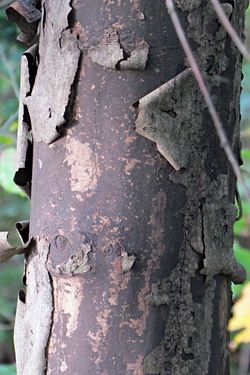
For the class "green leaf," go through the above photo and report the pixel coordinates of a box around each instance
[241,149,250,160]
[8,120,18,133]
[234,200,250,236]
[0,136,13,145]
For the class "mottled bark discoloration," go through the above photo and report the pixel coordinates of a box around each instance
[11,0,247,374]
[46,276,84,374]
[135,64,246,284]
[139,1,247,374]
[64,135,101,199]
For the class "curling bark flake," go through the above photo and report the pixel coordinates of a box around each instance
[3,0,248,374]
[135,67,246,285]
[25,0,81,143]
[87,28,150,70]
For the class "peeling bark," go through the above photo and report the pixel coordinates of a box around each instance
[6,0,41,44]
[135,68,246,285]
[10,0,247,374]
[121,251,136,273]
[0,231,33,263]
[87,28,124,69]
[25,0,81,143]
[14,44,37,198]
[134,68,196,170]
[14,238,53,375]
[87,28,149,70]
[15,220,30,244]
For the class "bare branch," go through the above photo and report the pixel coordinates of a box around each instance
[211,0,250,63]
[0,42,19,99]
[166,0,250,204]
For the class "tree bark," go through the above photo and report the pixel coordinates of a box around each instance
[10,0,248,374]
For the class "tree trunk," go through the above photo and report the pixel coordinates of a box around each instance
[9,0,247,374]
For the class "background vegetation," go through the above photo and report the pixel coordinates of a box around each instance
[0,8,28,375]
[0,3,250,375]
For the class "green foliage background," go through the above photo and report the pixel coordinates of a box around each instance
[233,5,250,300]
[0,8,28,373]
[0,3,250,375]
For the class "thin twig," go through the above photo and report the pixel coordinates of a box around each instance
[166,0,250,204]
[0,43,19,99]
[211,0,250,63]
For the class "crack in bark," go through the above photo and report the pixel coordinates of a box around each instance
[44,271,55,367]
[115,32,131,70]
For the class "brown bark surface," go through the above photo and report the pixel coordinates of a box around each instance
[11,0,247,374]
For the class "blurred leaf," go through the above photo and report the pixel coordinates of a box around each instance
[0,7,27,369]
[232,245,250,298]
[0,9,24,128]
[228,282,250,346]
[234,245,250,271]
[0,258,23,331]
[0,148,20,194]
[241,61,250,128]
[8,121,18,133]
[234,200,250,236]
[0,363,16,375]
[242,149,250,159]
[0,136,13,145]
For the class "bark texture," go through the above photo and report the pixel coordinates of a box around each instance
[10,0,247,374]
